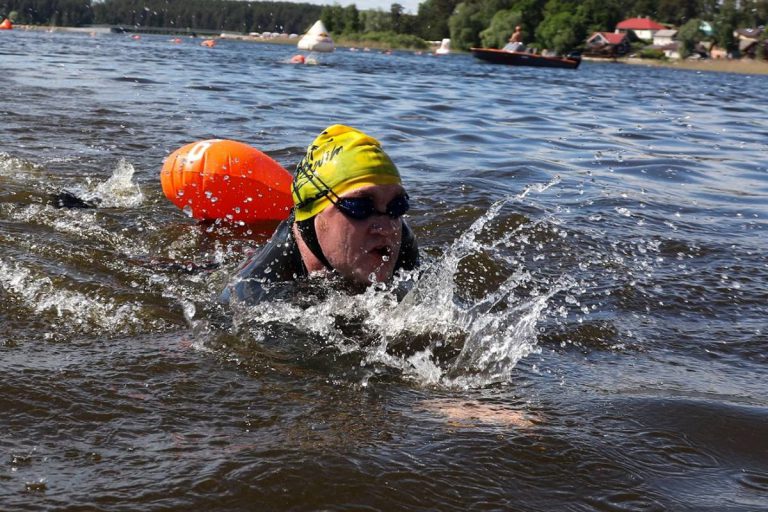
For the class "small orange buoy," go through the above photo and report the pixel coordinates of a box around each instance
[201,39,216,47]
[290,54,305,64]
[160,139,293,223]
[0,18,13,30]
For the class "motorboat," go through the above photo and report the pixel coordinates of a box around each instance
[470,47,581,69]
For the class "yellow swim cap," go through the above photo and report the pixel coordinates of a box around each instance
[292,125,401,221]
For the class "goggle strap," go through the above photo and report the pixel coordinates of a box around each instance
[293,159,342,209]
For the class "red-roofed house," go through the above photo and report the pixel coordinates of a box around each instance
[616,17,666,41]
[585,32,630,57]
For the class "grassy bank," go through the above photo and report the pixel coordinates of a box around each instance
[619,56,768,75]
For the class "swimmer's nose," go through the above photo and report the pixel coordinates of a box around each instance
[369,215,399,235]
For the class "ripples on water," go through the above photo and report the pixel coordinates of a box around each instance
[1,30,767,510]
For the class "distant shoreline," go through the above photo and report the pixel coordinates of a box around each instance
[12,24,409,50]
[586,56,768,76]
[12,25,768,74]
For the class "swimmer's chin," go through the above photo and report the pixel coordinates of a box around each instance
[345,254,396,286]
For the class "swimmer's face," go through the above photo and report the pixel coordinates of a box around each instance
[315,184,405,285]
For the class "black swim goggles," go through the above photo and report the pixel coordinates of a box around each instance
[329,192,410,220]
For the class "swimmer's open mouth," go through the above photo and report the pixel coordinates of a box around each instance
[371,245,392,258]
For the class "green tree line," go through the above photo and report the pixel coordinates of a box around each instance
[435,0,768,52]
[2,0,766,54]
[1,0,94,25]
[0,0,323,34]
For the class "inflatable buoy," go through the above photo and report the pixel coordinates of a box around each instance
[297,20,334,53]
[201,39,216,47]
[0,18,13,30]
[160,139,293,223]
[435,38,451,55]
[290,54,305,64]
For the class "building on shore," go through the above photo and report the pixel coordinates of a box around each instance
[584,32,630,58]
[615,17,666,42]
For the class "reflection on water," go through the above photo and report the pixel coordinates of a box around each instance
[0,30,767,510]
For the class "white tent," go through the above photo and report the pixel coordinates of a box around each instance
[297,20,334,53]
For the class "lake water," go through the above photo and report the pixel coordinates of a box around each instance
[1,30,767,510]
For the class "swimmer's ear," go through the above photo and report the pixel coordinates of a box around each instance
[395,221,419,271]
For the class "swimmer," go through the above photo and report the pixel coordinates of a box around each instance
[221,125,419,304]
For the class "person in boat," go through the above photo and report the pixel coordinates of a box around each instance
[503,26,525,52]
[220,124,419,304]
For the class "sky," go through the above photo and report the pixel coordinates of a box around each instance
[282,0,422,15]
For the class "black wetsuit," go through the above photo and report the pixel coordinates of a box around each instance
[220,213,419,304]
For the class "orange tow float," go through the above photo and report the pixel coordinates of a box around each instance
[0,18,13,30]
[160,139,293,223]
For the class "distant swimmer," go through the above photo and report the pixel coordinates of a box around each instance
[221,125,419,304]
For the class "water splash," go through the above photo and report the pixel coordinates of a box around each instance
[360,177,569,387]
[226,177,574,389]
[0,152,46,177]
[0,260,169,340]
[77,158,144,208]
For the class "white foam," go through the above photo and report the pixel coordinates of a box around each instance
[0,260,157,336]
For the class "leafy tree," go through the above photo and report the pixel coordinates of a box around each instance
[739,0,768,26]
[657,0,699,25]
[535,10,585,53]
[321,4,345,33]
[714,0,737,53]
[677,17,703,57]
[399,12,420,34]
[757,32,766,60]
[576,0,623,34]
[390,2,403,32]
[448,1,488,49]
[359,9,392,32]
[343,4,361,33]
[447,0,521,49]
[631,0,659,18]
[479,9,522,48]
[416,0,460,40]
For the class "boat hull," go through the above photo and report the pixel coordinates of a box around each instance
[470,48,581,69]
